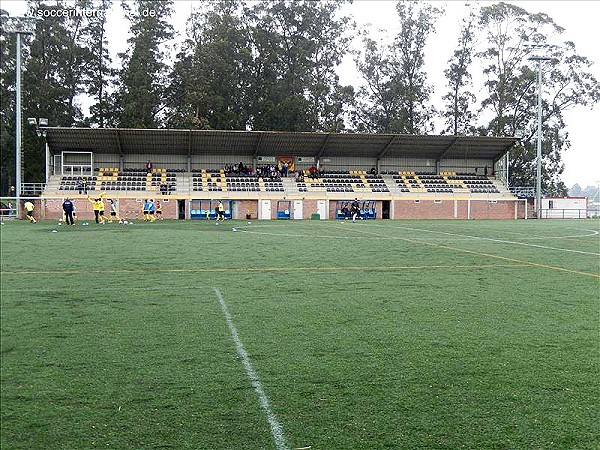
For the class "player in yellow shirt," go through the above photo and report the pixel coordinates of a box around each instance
[24,201,36,223]
[216,200,226,221]
[87,193,106,224]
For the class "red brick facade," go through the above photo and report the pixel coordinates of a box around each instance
[38,196,524,220]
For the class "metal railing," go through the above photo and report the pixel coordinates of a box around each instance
[21,183,46,195]
[0,198,17,218]
[509,186,535,198]
[540,208,588,219]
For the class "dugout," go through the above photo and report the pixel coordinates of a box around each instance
[335,200,376,220]
[277,200,291,219]
[190,199,232,220]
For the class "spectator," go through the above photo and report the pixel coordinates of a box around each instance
[24,200,36,223]
[282,162,289,177]
[160,183,167,195]
[76,178,84,194]
[146,160,153,173]
[62,197,75,225]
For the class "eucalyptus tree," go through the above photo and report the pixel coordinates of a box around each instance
[1,0,93,185]
[247,0,354,131]
[81,0,114,127]
[441,10,477,135]
[113,0,173,128]
[477,2,600,195]
[353,0,442,134]
[166,0,253,130]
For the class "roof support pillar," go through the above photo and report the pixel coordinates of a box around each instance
[114,129,124,157]
[315,133,331,161]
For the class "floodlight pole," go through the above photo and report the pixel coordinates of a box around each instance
[15,31,23,218]
[529,55,551,219]
[2,15,37,219]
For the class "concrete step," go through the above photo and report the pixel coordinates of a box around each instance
[281,177,299,194]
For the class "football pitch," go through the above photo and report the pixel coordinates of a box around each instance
[1,218,599,449]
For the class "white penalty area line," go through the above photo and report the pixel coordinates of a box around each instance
[338,225,600,279]
[212,287,289,450]
[374,224,600,256]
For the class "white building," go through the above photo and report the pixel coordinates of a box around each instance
[541,197,588,219]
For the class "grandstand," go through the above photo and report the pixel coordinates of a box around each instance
[35,127,527,220]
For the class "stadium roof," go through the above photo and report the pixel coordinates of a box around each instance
[44,127,518,161]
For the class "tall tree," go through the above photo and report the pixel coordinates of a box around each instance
[477,2,600,195]
[247,0,354,131]
[114,0,173,128]
[353,0,442,134]
[166,0,253,130]
[442,10,477,135]
[1,0,95,188]
[81,0,114,127]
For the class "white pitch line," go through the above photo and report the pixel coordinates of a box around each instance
[212,287,289,450]
[383,224,600,256]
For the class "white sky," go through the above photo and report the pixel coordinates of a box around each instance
[3,0,598,188]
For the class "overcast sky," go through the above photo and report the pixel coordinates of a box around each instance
[3,0,599,188]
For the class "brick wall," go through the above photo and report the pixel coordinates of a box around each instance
[393,199,518,220]
[470,200,515,219]
[40,196,522,221]
[304,199,321,219]
[393,199,456,219]
[42,197,180,221]
[236,200,259,220]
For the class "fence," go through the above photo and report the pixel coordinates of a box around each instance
[540,208,588,219]
[21,183,46,196]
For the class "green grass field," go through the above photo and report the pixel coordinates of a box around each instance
[1,218,599,450]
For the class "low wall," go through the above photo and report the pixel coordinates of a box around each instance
[37,195,524,220]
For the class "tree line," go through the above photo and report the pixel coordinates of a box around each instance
[1,0,599,196]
